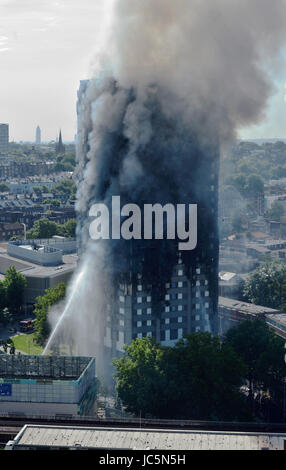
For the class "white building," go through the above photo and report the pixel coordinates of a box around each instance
[35,126,41,145]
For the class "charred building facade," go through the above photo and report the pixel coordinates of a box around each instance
[76,77,219,359]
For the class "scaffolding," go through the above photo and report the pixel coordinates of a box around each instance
[0,355,92,380]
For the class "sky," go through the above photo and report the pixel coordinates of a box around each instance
[0,0,105,142]
[0,0,285,143]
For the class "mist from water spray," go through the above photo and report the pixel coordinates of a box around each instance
[42,241,111,379]
[42,266,87,355]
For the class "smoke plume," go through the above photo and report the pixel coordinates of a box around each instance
[44,0,286,383]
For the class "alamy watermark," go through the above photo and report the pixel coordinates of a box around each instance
[89,196,197,251]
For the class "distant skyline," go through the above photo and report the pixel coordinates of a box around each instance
[0,0,105,142]
[0,0,285,143]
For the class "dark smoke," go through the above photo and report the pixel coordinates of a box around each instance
[45,0,286,382]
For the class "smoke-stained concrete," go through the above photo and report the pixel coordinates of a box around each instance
[44,0,286,385]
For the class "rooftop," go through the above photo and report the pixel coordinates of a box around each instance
[11,425,286,450]
[0,247,77,280]
[219,296,281,316]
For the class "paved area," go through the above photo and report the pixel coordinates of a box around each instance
[0,322,31,355]
[0,323,20,341]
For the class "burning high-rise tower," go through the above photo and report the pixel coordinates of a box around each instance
[75,76,219,363]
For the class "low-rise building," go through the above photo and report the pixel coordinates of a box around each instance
[218,272,246,299]
[0,222,24,241]
[7,237,77,266]
[219,296,283,336]
[0,240,77,310]
[0,355,96,417]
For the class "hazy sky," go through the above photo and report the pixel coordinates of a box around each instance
[0,0,105,142]
[0,0,285,143]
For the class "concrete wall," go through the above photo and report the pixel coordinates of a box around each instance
[0,380,79,404]
[23,269,74,306]
[7,243,62,266]
[26,238,77,254]
[0,401,78,416]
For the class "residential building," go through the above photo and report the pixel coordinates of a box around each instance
[0,222,24,241]
[0,240,77,310]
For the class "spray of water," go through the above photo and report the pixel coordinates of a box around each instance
[42,266,87,355]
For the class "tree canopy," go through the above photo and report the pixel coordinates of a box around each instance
[26,217,76,239]
[51,179,76,200]
[114,322,286,422]
[267,201,285,222]
[244,260,286,310]
[0,183,10,193]
[2,266,27,315]
[224,319,286,419]
[113,333,250,421]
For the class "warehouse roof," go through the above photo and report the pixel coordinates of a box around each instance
[11,425,286,450]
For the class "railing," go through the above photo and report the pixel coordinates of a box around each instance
[1,412,286,433]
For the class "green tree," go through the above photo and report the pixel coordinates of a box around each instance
[231,212,243,233]
[162,333,248,421]
[224,319,286,417]
[0,308,12,325]
[9,235,22,241]
[42,199,61,207]
[231,174,247,193]
[32,185,49,194]
[26,217,76,239]
[26,218,58,239]
[244,260,286,309]
[9,342,15,355]
[51,179,76,199]
[113,337,167,418]
[246,174,264,195]
[0,183,10,192]
[34,282,66,346]
[61,219,76,238]
[113,334,249,421]
[267,201,285,222]
[0,281,7,311]
[2,266,27,315]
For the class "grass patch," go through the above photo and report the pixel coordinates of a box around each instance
[12,333,43,355]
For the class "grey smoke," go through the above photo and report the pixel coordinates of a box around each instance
[45,0,286,380]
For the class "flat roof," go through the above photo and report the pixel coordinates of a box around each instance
[12,425,286,450]
[219,297,281,315]
[266,313,286,330]
[0,254,34,275]
[0,251,77,279]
